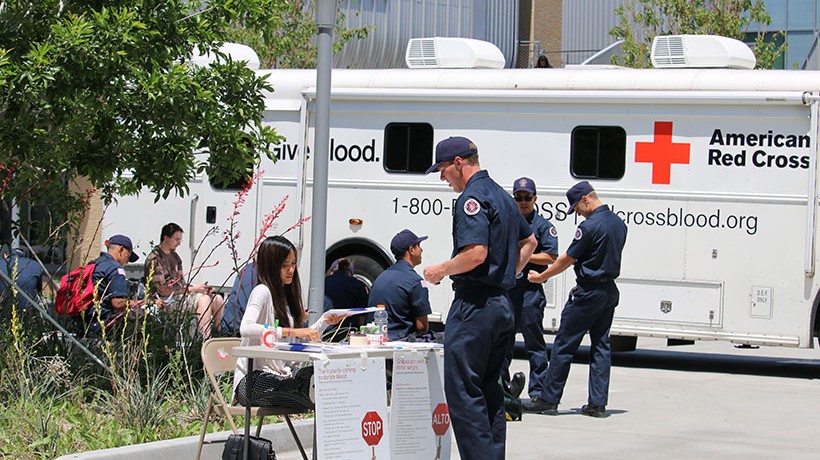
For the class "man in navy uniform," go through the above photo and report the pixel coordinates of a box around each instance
[523,181,627,418]
[502,177,559,399]
[85,234,143,333]
[368,229,432,340]
[424,136,536,460]
[0,245,43,309]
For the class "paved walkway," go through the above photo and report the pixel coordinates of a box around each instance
[275,337,820,460]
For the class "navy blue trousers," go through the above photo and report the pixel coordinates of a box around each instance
[539,282,619,407]
[503,285,548,398]
[445,287,514,460]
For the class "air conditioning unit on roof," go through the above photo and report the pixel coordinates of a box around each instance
[651,35,756,69]
[405,37,506,69]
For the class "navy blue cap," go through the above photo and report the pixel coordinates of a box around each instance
[107,234,139,262]
[566,181,594,214]
[425,136,478,174]
[513,177,537,195]
[390,229,428,256]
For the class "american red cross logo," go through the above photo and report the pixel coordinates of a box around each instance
[635,121,690,185]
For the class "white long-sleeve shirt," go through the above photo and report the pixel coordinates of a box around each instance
[232,284,326,395]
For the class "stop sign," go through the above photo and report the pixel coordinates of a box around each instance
[361,411,384,446]
[431,403,450,436]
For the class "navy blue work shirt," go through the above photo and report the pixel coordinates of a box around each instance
[451,170,532,290]
[518,210,559,288]
[566,205,627,282]
[222,262,257,334]
[91,252,129,318]
[0,252,43,308]
[324,271,369,329]
[324,271,369,310]
[368,259,432,339]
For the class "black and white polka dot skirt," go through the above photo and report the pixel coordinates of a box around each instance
[235,367,314,411]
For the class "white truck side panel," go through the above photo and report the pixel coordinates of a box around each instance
[103,67,820,347]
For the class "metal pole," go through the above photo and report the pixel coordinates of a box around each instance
[307,0,335,324]
[0,269,111,374]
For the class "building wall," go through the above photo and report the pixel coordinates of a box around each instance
[559,0,820,69]
[532,0,563,67]
[747,0,820,69]
[335,0,520,68]
[561,0,622,65]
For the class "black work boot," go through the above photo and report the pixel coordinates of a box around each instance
[580,404,607,418]
[509,372,526,398]
[522,397,558,415]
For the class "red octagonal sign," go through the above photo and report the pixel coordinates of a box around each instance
[361,411,384,446]
[432,403,450,436]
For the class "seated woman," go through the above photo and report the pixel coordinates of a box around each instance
[232,235,345,408]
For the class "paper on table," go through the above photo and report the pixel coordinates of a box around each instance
[272,342,372,354]
[274,342,326,353]
[325,306,381,316]
[378,341,443,349]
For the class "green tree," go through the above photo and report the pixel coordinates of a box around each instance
[224,0,370,69]
[610,0,787,69]
[0,0,284,243]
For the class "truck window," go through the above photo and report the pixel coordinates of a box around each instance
[209,169,253,191]
[208,159,254,191]
[383,123,434,173]
[570,126,626,180]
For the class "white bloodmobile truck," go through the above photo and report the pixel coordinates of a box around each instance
[107,36,820,348]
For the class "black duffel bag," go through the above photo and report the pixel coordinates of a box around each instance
[222,434,276,460]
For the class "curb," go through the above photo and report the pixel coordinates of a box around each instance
[56,417,314,460]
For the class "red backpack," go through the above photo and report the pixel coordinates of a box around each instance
[54,263,97,317]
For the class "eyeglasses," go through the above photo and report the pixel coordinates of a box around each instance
[514,195,534,202]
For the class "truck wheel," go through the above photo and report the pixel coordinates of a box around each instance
[346,254,387,290]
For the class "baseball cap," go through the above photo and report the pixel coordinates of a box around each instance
[107,234,139,262]
[390,229,428,256]
[425,136,478,174]
[513,177,537,195]
[566,181,595,214]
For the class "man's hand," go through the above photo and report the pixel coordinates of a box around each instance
[528,253,575,284]
[527,270,546,284]
[424,264,447,285]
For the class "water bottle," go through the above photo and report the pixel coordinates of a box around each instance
[374,305,388,344]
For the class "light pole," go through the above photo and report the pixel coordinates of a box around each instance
[307,0,335,323]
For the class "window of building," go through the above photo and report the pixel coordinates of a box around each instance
[383,123,434,173]
[570,126,626,180]
[744,32,787,69]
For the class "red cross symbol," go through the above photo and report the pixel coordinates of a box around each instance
[635,121,690,185]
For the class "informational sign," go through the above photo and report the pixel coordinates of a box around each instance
[389,349,451,460]
[315,356,390,459]
[389,350,434,459]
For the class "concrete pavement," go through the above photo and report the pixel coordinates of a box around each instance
[275,337,820,460]
[63,338,819,460]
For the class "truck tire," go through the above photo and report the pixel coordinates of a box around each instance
[346,254,386,290]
